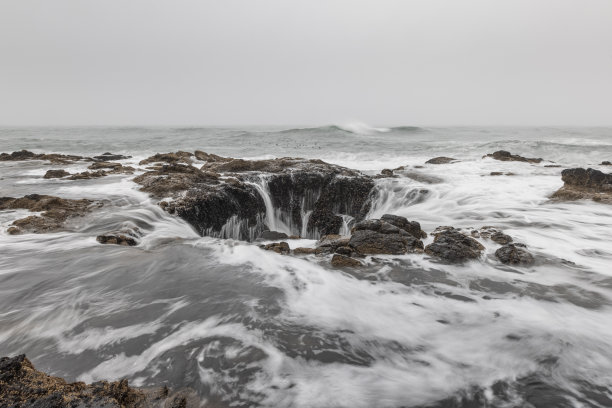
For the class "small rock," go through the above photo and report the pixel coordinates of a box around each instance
[495,243,534,265]
[261,242,290,255]
[96,228,141,246]
[331,254,362,267]
[43,169,70,179]
[426,157,457,164]
[93,152,131,161]
[425,227,484,263]
[381,169,394,176]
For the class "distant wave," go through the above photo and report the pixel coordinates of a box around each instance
[278,123,422,135]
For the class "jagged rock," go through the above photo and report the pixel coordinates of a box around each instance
[380,214,427,239]
[68,170,108,180]
[348,219,424,255]
[551,168,612,203]
[484,150,543,164]
[43,169,70,179]
[0,195,96,234]
[0,150,86,163]
[426,157,457,164]
[0,354,195,408]
[97,228,142,246]
[425,227,484,263]
[331,254,362,267]
[93,152,131,161]
[259,230,289,240]
[293,247,317,255]
[495,243,534,265]
[602,161,611,166]
[260,241,290,254]
[139,151,193,165]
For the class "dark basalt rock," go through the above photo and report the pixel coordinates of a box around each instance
[260,241,290,254]
[43,169,70,179]
[551,168,612,203]
[425,157,457,164]
[425,227,484,263]
[0,194,96,234]
[0,150,87,163]
[602,161,611,166]
[93,152,132,161]
[348,219,424,255]
[484,150,543,164]
[0,354,195,408]
[331,254,362,267]
[316,234,350,254]
[476,226,513,245]
[495,243,534,265]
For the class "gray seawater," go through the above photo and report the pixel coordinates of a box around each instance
[1,125,612,407]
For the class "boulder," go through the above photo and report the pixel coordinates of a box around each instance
[97,228,142,246]
[380,169,394,176]
[425,157,457,164]
[348,219,424,255]
[0,194,96,234]
[139,151,193,165]
[260,242,290,255]
[380,214,427,239]
[551,168,612,203]
[43,169,70,179]
[425,227,484,263]
[483,150,543,164]
[601,161,611,166]
[331,254,362,267]
[495,243,534,265]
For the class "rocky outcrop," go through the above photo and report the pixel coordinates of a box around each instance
[551,168,612,203]
[425,157,457,164]
[1,194,97,234]
[43,169,70,179]
[139,151,194,165]
[425,227,484,263]
[348,218,424,255]
[0,150,87,164]
[134,153,375,241]
[601,161,611,166]
[495,243,534,265]
[0,354,194,408]
[484,150,543,164]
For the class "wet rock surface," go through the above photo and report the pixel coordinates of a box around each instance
[97,227,142,246]
[92,152,132,161]
[43,169,70,179]
[484,150,543,164]
[260,241,290,254]
[0,150,88,164]
[425,227,485,263]
[331,254,362,267]
[139,151,194,165]
[425,156,457,164]
[495,243,535,265]
[134,152,374,240]
[0,354,195,408]
[551,167,612,203]
[0,194,96,234]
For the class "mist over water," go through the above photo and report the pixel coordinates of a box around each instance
[2,126,612,407]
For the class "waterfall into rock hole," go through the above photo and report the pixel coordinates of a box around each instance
[367,179,431,219]
[339,214,355,236]
[248,176,293,236]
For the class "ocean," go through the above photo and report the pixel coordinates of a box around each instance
[1,125,612,407]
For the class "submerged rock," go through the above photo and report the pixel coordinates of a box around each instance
[331,254,362,267]
[551,168,612,203]
[0,354,195,408]
[0,194,96,234]
[348,218,424,255]
[495,243,534,265]
[43,169,70,179]
[425,156,457,164]
[97,227,142,246]
[425,227,484,263]
[601,161,611,166]
[92,152,132,161]
[484,150,543,164]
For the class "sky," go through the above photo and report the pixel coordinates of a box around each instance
[0,0,611,126]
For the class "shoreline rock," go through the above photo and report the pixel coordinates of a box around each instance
[484,150,543,164]
[551,168,612,203]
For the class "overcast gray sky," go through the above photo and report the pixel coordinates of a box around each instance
[0,0,611,126]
